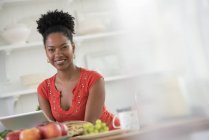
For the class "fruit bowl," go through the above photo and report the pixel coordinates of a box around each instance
[0,24,31,44]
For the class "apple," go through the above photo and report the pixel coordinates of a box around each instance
[5,130,22,140]
[19,128,40,140]
[37,122,62,139]
[58,123,68,136]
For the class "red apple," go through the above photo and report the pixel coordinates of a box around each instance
[5,130,22,140]
[58,123,68,136]
[37,122,62,139]
[19,127,40,140]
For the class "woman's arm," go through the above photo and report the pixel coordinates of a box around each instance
[38,94,55,121]
[84,78,105,124]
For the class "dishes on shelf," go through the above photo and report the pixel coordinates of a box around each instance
[76,19,107,35]
[0,23,31,44]
[76,12,111,35]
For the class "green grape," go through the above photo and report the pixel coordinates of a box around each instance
[104,127,109,132]
[95,123,102,130]
[88,123,94,127]
[83,124,89,129]
[83,119,109,135]
[96,119,102,124]
[94,129,99,134]
[84,129,88,135]
[101,122,107,128]
[88,127,94,133]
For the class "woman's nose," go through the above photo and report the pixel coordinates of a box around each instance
[55,48,62,55]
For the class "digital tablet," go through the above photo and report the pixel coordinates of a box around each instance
[0,110,50,130]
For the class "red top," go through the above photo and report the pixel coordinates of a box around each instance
[37,68,119,130]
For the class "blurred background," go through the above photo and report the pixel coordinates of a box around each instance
[0,0,209,134]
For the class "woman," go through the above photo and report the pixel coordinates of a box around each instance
[36,10,119,130]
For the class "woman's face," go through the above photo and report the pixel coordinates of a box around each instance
[45,32,75,71]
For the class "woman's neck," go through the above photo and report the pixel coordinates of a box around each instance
[56,65,80,82]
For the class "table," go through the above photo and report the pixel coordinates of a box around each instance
[71,117,209,140]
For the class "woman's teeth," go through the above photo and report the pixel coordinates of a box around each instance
[56,60,65,65]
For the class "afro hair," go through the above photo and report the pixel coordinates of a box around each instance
[36,10,75,36]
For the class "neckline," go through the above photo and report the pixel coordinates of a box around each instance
[52,67,83,112]
[53,67,83,94]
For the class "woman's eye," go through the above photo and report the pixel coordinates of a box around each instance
[48,49,54,52]
[63,45,68,48]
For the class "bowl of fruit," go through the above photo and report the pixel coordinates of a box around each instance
[3,122,69,140]
[2,120,118,140]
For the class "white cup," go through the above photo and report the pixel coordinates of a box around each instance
[112,107,140,130]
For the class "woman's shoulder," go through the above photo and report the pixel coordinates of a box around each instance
[38,74,55,88]
[80,67,104,89]
[37,74,56,97]
[81,67,103,78]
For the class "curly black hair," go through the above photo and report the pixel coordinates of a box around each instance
[36,10,75,44]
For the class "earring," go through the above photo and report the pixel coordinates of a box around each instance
[47,59,50,63]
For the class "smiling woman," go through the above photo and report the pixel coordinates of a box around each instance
[45,33,75,71]
[36,10,120,130]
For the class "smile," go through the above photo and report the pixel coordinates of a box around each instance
[55,59,66,65]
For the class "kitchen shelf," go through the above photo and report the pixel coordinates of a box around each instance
[0,31,125,53]
[104,70,165,82]
[0,88,36,98]
[0,74,136,98]
[105,74,137,82]
[75,31,125,42]
[0,0,31,4]
[0,70,160,98]
[0,41,42,52]
[0,0,73,5]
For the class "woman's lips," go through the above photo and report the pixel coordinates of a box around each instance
[55,59,66,65]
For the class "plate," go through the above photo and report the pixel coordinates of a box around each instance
[75,129,126,140]
[64,121,90,137]
[64,121,88,125]
[45,135,70,140]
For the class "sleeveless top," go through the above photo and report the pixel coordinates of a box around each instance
[37,68,120,130]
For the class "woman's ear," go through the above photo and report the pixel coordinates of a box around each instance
[72,42,75,53]
[44,45,50,62]
[72,42,76,59]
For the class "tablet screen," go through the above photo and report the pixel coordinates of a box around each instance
[0,111,50,130]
